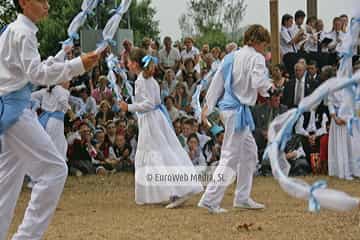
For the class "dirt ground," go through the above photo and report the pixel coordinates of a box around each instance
[8,174,360,240]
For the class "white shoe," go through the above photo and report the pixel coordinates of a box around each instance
[234,198,265,210]
[345,176,354,181]
[198,202,228,214]
[165,194,192,209]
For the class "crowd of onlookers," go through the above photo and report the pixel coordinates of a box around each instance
[59,9,359,178]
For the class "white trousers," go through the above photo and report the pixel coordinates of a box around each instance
[199,111,258,207]
[0,109,68,240]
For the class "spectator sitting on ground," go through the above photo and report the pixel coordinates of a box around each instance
[108,134,134,172]
[173,118,184,146]
[105,121,117,145]
[186,133,206,167]
[203,125,224,167]
[68,122,101,176]
[172,82,190,113]
[164,96,182,121]
[177,58,200,97]
[126,124,138,163]
[160,69,177,101]
[96,100,115,126]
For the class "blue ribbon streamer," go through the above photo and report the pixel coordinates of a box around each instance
[109,5,123,15]
[142,55,158,68]
[309,180,327,213]
[348,117,360,136]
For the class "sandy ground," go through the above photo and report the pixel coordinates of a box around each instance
[8,174,360,240]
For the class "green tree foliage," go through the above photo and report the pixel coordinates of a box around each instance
[0,0,16,28]
[0,0,159,57]
[195,28,228,50]
[127,0,159,46]
[179,0,247,47]
[223,0,247,41]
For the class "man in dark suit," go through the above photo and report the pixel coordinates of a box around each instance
[281,62,319,109]
[252,90,288,165]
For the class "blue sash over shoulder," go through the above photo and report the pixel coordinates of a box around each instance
[217,51,255,132]
[38,111,65,129]
[0,83,33,135]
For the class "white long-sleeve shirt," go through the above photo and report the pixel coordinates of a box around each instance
[31,86,70,113]
[205,46,272,113]
[128,73,161,113]
[0,14,84,96]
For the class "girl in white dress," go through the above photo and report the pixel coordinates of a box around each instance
[119,48,203,207]
[328,85,360,180]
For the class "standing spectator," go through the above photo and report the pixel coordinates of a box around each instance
[304,16,318,54]
[340,14,349,33]
[293,10,306,31]
[120,40,132,69]
[326,17,345,66]
[225,42,238,53]
[159,36,181,74]
[181,37,200,72]
[280,14,306,75]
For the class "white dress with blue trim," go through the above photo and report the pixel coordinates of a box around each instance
[128,73,203,204]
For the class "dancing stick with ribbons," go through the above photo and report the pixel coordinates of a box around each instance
[62,0,100,49]
[191,68,218,123]
[105,53,125,101]
[96,0,132,54]
[96,0,132,108]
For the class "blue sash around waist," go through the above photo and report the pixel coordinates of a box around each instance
[139,104,173,128]
[38,111,65,129]
[0,83,33,135]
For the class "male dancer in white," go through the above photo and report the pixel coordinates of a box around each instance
[0,0,99,239]
[198,25,273,213]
